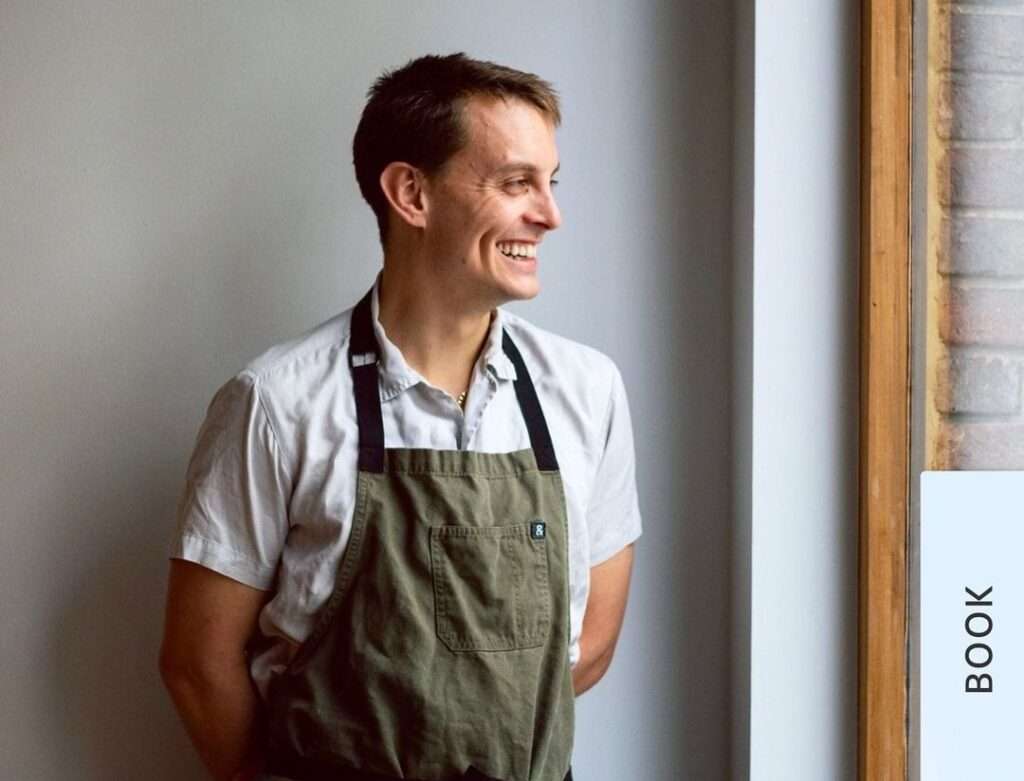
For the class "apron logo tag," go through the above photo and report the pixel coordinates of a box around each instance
[530,521,546,540]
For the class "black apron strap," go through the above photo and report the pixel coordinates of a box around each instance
[501,330,559,472]
[348,288,560,473]
[350,289,385,473]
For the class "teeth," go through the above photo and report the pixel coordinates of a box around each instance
[497,242,537,259]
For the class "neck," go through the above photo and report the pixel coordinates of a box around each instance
[377,262,495,399]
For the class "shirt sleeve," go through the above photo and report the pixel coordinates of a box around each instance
[170,370,292,589]
[586,363,643,566]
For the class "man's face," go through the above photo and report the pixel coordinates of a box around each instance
[421,96,562,307]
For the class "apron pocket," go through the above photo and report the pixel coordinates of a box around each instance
[429,523,551,652]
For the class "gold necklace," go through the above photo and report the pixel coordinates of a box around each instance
[456,390,467,409]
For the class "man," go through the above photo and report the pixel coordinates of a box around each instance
[160,53,641,781]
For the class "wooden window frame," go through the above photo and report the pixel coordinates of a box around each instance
[860,1,913,779]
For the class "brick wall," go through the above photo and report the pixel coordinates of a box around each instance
[934,1,1024,468]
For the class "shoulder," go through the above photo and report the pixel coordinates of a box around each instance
[500,308,620,385]
[242,308,354,385]
[499,309,623,431]
[205,306,356,444]
[204,306,358,469]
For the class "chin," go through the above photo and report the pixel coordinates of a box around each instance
[497,277,541,304]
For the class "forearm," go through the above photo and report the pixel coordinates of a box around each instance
[572,545,635,696]
[161,658,264,781]
[572,639,613,696]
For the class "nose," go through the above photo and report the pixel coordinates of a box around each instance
[527,185,562,231]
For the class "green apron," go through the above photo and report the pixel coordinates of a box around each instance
[265,289,574,781]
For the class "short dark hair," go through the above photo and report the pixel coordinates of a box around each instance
[352,53,561,244]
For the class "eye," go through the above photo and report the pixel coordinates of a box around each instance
[504,178,530,193]
[550,178,559,188]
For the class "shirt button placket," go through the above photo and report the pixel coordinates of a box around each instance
[464,375,498,450]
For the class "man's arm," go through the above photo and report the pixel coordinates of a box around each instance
[159,559,269,781]
[572,543,635,696]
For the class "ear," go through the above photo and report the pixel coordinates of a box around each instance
[379,162,427,231]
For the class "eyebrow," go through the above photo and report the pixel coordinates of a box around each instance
[492,162,561,177]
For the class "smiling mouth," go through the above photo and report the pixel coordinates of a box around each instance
[496,241,537,259]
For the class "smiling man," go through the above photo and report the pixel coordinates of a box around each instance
[160,54,642,781]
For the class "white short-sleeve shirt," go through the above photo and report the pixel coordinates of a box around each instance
[172,277,642,697]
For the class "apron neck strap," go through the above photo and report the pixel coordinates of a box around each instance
[499,330,559,472]
[348,288,560,473]
[349,288,386,473]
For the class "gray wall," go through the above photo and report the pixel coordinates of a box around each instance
[732,2,860,779]
[0,3,735,779]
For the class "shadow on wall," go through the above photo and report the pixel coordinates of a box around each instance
[640,2,735,780]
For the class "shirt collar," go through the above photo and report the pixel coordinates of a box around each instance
[368,275,517,402]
